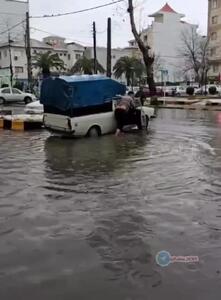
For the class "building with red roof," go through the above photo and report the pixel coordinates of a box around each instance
[129,3,198,83]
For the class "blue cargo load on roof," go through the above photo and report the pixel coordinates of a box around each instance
[40,75,126,111]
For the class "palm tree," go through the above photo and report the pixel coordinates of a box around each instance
[33,51,65,78]
[71,56,105,75]
[113,56,144,86]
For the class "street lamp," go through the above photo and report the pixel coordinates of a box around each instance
[160,69,168,101]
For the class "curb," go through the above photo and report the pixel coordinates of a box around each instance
[0,114,43,131]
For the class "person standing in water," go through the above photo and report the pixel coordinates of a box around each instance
[114,92,136,136]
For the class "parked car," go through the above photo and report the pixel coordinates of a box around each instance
[194,85,221,95]
[24,100,43,114]
[0,87,36,104]
[164,86,176,96]
[142,87,164,97]
[175,86,187,96]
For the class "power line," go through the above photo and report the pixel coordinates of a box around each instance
[30,0,124,19]
[0,19,25,36]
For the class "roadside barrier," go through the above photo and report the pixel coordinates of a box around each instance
[0,113,43,131]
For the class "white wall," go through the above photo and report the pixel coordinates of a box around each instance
[151,12,197,82]
[129,11,198,82]
[0,0,28,42]
[66,43,85,70]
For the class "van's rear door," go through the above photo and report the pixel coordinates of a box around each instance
[43,113,72,132]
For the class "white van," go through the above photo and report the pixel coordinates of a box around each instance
[43,102,155,137]
[41,75,155,137]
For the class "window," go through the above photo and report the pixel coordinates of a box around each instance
[212,16,218,24]
[59,53,62,56]
[2,88,11,94]
[211,47,217,56]
[64,53,67,57]
[75,54,81,60]
[68,54,71,60]
[211,32,217,40]
[144,35,148,42]
[212,0,218,9]
[12,88,22,94]
[4,49,7,57]
[213,65,219,72]
[14,56,18,61]
[15,67,24,74]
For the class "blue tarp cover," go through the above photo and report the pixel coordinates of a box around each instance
[40,75,126,111]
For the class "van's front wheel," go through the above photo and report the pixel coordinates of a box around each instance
[87,126,101,137]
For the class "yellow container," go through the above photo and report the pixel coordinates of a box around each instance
[11,120,24,131]
[0,118,3,129]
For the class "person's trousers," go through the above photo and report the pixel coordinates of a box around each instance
[114,108,127,131]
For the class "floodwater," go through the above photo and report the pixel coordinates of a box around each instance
[0,109,221,300]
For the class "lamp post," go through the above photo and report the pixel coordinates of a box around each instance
[160,69,168,104]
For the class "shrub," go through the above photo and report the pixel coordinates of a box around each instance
[209,86,217,95]
[186,86,194,96]
[13,81,23,90]
[150,96,158,106]
[1,84,9,88]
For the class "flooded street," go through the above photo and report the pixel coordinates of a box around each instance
[0,109,221,299]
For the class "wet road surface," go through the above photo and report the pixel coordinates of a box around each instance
[0,109,221,299]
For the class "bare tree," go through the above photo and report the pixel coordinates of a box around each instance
[180,28,210,86]
[127,0,156,93]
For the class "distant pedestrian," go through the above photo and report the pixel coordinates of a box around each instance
[135,87,146,106]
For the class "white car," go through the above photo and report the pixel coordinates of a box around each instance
[24,100,43,114]
[195,85,221,95]
[175,86,187,96]
[0,87,36,104]
[44,102,155,138]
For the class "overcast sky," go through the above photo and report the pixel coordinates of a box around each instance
[30,0,208,47]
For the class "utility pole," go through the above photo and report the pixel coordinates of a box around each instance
[93,21,97,74]
[8,32,13,87]
[26,11,32,91]
[106,17,112,78]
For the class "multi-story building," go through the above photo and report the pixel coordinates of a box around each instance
[84,46,139,83]
[0,39,53,81]
[66,42,85,70]
[129,3,198,82]
[0,0,28,42]
[0,36,86,82]
[0,32,140,85]
[208,0,221,79]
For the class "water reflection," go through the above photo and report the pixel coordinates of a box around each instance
[87,208,161,290]
[44,133,149,176]
[1,110,221,299]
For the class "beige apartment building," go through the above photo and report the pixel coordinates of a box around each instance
[208,0,221,79]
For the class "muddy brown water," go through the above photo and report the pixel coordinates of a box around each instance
[0,109,221,300]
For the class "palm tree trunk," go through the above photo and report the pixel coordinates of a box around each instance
[42,68,50,79]
[126,76,130,87]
